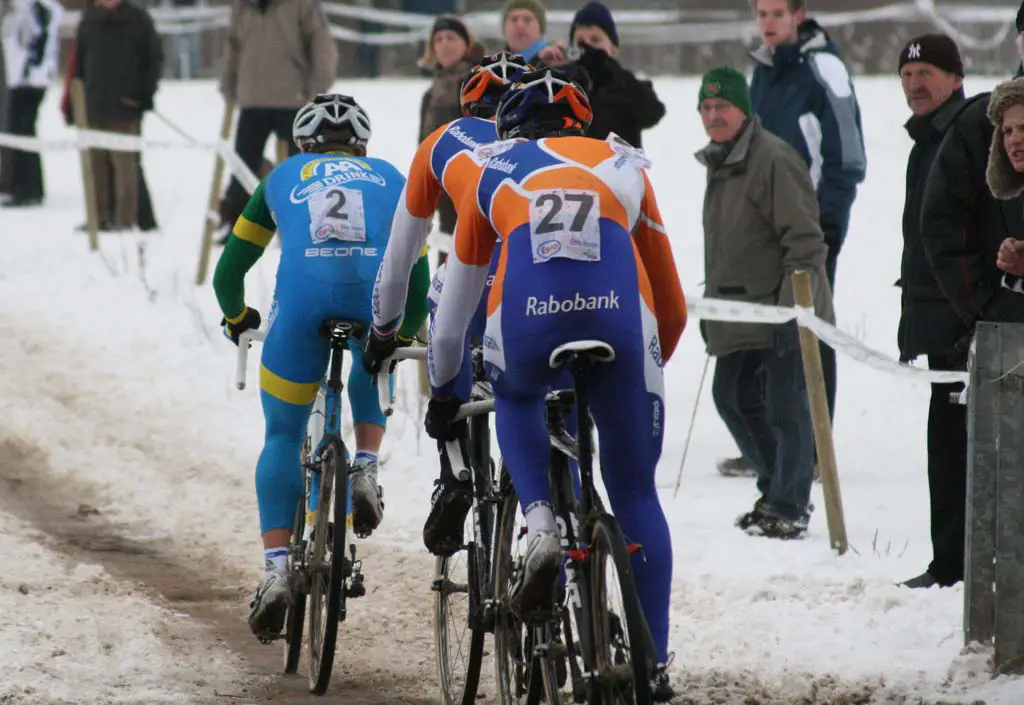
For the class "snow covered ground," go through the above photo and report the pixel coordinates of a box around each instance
[1,75,1022,704]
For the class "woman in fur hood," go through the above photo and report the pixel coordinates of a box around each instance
[986,77,1024,280]
[417,15,486,264]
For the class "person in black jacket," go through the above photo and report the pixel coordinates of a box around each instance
[912,44,1024,590]
[537,2,664,149]
[895,35,972,590]
[75,0,162,231]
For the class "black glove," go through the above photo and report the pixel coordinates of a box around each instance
[425,396,467,442]
[576,43,614,87]
[820,213,842,257]
[775,320,801,353]
[221,307,261,346]
[362,327,398,374]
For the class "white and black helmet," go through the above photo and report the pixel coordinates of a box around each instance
[292,93,372,150]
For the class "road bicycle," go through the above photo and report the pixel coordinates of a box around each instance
[237,319,377,694]
[378,345,498,705]
[491,340,657,705]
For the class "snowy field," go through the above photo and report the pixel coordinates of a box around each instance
[1,74,1022,704]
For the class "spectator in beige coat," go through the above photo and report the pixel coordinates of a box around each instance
[417,14,485,265]
[217,0,338,241]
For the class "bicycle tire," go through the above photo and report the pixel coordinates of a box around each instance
[589,514,652,704]
[434,550,485,705]
[283,496,307,674]
[493,484,543,705]
[307,438,348,694]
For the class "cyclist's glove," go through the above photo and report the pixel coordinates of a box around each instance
[425,395,466,442]
[221,307,261,346]
[362,326,399,374]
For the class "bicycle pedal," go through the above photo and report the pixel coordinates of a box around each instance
[430,577,445,593]
[346,573,366,599]
[255,631,283,645]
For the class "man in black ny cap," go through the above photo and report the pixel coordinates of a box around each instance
[896,34,974,590]
[906,29,1024,588]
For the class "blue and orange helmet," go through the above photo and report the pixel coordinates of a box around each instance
[495,67,593,140]
[459,51,534,119]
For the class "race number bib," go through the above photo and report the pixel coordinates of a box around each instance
[529,189,601,264]
[308,187,366,244]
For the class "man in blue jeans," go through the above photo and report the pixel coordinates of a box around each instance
[696,67,834,539]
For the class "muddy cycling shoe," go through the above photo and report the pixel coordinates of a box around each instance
[510,530,562,620]
[423,474,474,557]
[651,661,679,703]
[248,569,291,640]
[350,462,384,538]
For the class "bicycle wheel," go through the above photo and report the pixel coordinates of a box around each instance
[493,484,543,705]
[589,514,652,704]
[307,438,348,694]
[283,495,307,674]
[433,542,485,704]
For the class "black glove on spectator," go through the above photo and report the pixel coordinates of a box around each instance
[775,320,802,353]
[576,43,614,87]
[425,396,467,442]
[820,213,842,256]
[221,307,261,346]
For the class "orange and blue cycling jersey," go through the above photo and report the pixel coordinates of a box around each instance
[426,133,686,665]
[428,133,687,397]
[372,115,499,336]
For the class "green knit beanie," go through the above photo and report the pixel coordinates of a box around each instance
[698,66,751,116]
[501,0,548,35]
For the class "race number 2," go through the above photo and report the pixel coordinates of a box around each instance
[529,188,601,264]
[308,187,367,244]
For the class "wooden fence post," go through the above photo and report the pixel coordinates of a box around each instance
[791,270,848,555]
[70,79,99,252]
[195,100,236,286]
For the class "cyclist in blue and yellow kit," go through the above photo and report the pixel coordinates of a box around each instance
[213,94,430,639]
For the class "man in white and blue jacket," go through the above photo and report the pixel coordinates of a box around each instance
[750,0,866,425]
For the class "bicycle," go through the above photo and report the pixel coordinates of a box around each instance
[237,319,377,695]
[378,345,500,705]
[491,340,657,705]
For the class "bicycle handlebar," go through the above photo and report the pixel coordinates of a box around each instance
[376,346,427,417]
[236,329,266,390]
[235,334,494,424]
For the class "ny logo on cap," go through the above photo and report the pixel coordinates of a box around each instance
[908,43,921,60]
[705,82,720,96]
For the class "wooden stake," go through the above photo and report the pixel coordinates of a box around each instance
[275,139,289,168]
[195,100,236,286]
[791,270,848,555]
[70,79,99,252]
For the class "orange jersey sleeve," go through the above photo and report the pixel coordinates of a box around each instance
[634,171,687,362]
[404,125,446,218]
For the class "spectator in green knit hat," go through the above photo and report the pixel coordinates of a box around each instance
[501,0,549,63]
[698,66,752,144]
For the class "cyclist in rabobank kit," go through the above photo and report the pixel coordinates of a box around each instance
[422,68,687,701]
[213,93,430,640]
[364,52,532,557]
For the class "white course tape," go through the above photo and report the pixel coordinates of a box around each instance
[687,295,970,385]
[55,2,1018,47]
[0,128,259,195]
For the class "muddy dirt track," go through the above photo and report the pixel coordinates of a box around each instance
[1,435,989,705]
[0,436,442,705]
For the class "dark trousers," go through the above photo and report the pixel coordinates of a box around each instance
[926,351,968,586]
[8,87,45,201]
[820,238,840,422]
[712,342,815,521]
[220,107,300,226]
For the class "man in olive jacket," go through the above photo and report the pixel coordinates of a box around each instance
[696,66,834,540]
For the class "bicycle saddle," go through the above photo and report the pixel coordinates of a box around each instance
[549,340,616,369]
[320,318,367,342]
